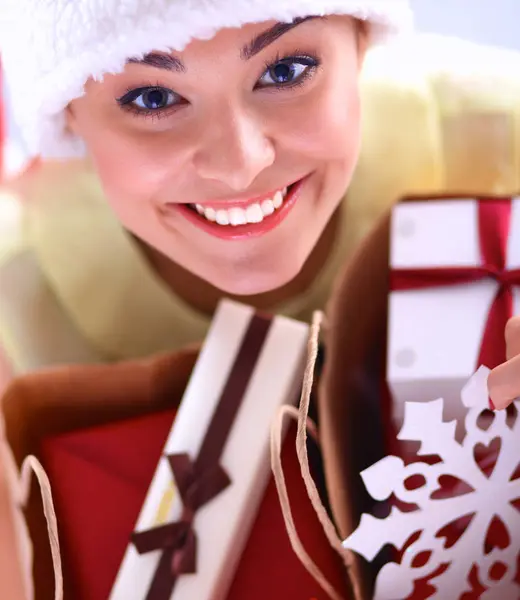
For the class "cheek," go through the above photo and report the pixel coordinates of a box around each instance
[327,81,361,160]
[78,122,177,209]
[273,76,361,166]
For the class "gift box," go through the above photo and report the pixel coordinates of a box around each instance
[387,196,520,426]
[0,299,351,600]
[107,299,312,599]
[40,409,348,600]
[318,202,520,599]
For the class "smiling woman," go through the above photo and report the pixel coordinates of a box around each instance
[0,1,412,375]
[64,15,368,298]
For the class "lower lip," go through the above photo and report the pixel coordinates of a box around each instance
[170,179,305,241]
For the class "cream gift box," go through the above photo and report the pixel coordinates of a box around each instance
[109,298,309,600]
[387,196,520,427]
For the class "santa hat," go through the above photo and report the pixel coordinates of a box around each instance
[0,0,412,159]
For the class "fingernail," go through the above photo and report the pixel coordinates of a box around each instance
[487,353,520,410]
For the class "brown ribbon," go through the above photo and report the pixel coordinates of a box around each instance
[131,313,272,600]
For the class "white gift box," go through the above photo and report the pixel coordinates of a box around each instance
[109,299,309,600]
[387,198,520,426]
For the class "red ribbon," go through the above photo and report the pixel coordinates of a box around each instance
[391,199,520,404]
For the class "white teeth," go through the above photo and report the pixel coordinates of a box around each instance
[229,207,247,226]
[261,200,275,217]
[245,203,264,223]
[194,186,289,226]
[204,207,216,222]
[215,209,229,225]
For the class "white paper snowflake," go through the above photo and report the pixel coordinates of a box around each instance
[343,367,520,600]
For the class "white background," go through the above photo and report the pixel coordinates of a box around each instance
[411,0,520,50]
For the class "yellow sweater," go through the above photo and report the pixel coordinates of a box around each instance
[1,34,520,373]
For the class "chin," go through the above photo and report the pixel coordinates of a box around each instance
[207,262,302,298]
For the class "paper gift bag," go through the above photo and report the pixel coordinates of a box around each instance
[1,300,351,600]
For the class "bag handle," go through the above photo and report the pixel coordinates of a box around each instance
[270,311,361,600]
[14,313,356,600]
[19,455,63,600]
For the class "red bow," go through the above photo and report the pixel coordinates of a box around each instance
[391,199,520,405]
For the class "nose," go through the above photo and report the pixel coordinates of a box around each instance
[193,107,275,191]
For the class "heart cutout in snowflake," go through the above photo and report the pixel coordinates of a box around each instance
[435,512,475,549]
[484,516,511,554]
[473,437,501,478]
[430,474,475,500]
[509,463,520,482]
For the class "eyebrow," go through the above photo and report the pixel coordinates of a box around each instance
[127,53,185,73]
[241,16,320,60]
[127,16,320,73]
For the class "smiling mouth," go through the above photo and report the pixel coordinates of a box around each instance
[188,185,292,226]
[171,178,305,241]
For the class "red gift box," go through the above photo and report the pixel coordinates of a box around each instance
[41,408,348,600]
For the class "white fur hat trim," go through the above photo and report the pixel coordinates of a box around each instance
[1,0,412,159]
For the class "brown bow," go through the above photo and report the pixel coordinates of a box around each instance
[131,453,231,600]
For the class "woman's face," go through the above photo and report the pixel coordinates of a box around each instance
[67,16,364,295]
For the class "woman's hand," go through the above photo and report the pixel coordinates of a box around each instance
[488,316,520,409]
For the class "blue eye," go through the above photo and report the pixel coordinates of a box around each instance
[134,87,175,110]
[117,86,178,112]
[257,56,319,88]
